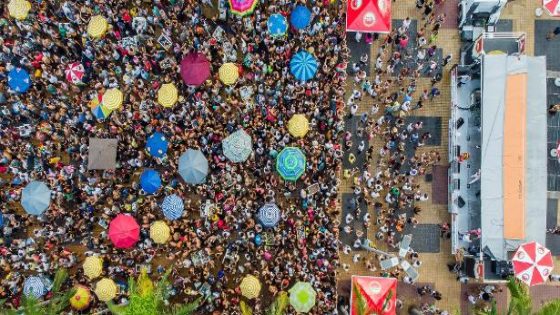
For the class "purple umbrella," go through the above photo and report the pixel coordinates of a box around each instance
[180,53,211,86]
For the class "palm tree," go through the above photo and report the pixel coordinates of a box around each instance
[106,268,202,315]
[265,291,289,315]
[506,277,532,315]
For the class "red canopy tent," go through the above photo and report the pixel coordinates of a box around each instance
[346,0,391,33]
[350,276,397,315]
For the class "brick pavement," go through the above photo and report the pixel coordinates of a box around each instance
[338,0,560,313]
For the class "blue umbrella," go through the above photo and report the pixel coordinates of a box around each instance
[7,67,31,93]
[140,169,161,194]
[267,13,288,37]
[0,214,3,227]
[290,51,318,82]
[161,194,184,220]
[276,147,306,181]
[258,203,281,228]
[21,181,51,216]
[222,129,252,163]
[178,149,208,185]
[290,5,311,30]
[23,276,46,298]
[146,132,168,158]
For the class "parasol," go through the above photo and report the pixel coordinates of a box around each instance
[65,62,85,84]
[87,15,108,38]
[276,147,306,181]
[8,0,31,20]
[157,83,178,108]
[512,241,554,286]
[150,220,170,244]
[258,203,281,228]
[288,114,309,138]
[146,132,168,158]
[140,169,161,195]
[228,0,258,16]
[21,181,51,216]
[544,0,560,16]
[70,285,92,310]
[290,5,311,30]
[108,214,140,249]
[23,276,46,298]
[290,51,318,82]
[240,275,261,299]
[180,53,211,86]
[161,194,184,220]
[267,13,288,37]
[178,149,208,185]
[102,88,123,110]
[289,282,317,313]
[94,278,117,302]
[8,67,31,93]
[83,256,103,280]
[222,129,253,163]
[219,63,239,85]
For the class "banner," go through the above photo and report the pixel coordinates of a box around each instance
[346,0,391,33]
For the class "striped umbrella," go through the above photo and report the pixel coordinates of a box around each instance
[290,51,318,82]
[83,256,103,280]
[23,276,46,298]
[288,114,309,138]
[258,204,281,228]
[219,63,239,85]
[70,285,92,311]
[289,282,316,313]
[150,220,170,244]
[267,13,288,37]
[8,0,31,20]
[228,0,258,16]
[87,15,108,38]
[161,194,184,220]
[157,83,178,108]
[240,275,261,299]
[94,278,117,302]
[21,181,51,216]
[65,62,85,84]
[276,147,306,181]
[512,241,554,286]
[222,129,253,163]
[102,88,123,110]
[146,132,168,158]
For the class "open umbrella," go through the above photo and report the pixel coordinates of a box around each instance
[228,0,258,16]
[140,169,161,194]
[94,278,117,302]
[8,67,31,93]
[83,256,103,280]
[70,285,92,310]
[21,181,51,216]
[258,203,281,228]
[179,149,208,185]
[222,129,253,163]
[157,83,178,108]
[219,63,239,85]
[65,62,85,84]
[181,53,211,86]
[289,282,316,313]
[240,275,261,299]
[290,5,311,30]
[544,0,560,16]
[146,132,168,158]
[288,114,309,138]
[23,276,46,298]
[150,221,170,244]
[102,88,123,110]
[108,214,140,249]
[512,241,554,286]
[87,15,108,38]
[90,92,112,120]
[290,51,318,81]
[276,147,306,181]
[8,0,31,20]
[161,194,184,220]
[267,13,288,37]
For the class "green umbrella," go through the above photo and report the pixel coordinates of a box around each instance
[289,282,316,313]
[276,147,306,181]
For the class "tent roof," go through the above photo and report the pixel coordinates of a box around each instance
[88,138,118,170]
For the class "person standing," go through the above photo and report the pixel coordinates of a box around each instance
[546,26,560,40]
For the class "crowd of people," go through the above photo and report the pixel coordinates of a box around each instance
[0,0,348,313]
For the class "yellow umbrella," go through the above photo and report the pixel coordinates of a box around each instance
[102,88,123,110]
[8,0,31,20]
[70,285,92,310]
[83,256,103,280]
[288,114,309,138]
[157,83,178,108]
[219,63,239,85]
[87,15,108,38]
[94,278,117,302]
[149,220,170,244]
[240,275,261,299]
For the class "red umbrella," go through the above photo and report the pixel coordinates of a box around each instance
[180,53,210,86]
[108,214,140,249]
[512,241,554,286]
[65,62,85,84]
[544,0,560,16]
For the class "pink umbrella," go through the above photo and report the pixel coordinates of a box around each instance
[544,0,560,16]
[228,0,258,16]
[108,214,140,249]
[512,241,554,286]
[65,62,85,84]
[180,53,211,86]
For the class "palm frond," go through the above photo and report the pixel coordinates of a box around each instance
[265,291,289,315]
[536,299,560,315]
[50,269,69,294]
[353,282,370,315]
[506,277,531,315]
[240,300,253,315]
[106,300,127,315]
[46,287,76,315]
